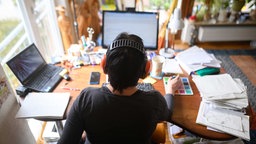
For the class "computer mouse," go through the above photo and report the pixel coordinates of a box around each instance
[63,74,71,81]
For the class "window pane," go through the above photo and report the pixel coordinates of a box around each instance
[0,0,23,59]
[0,1,29,99]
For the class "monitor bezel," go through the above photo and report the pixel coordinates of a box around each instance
[102,10,159,51]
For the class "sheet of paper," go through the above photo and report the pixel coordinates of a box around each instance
[203,54,221,68]
[175,46,213,65]
[196,101,250,141]
[162,59,183,74]
[16,92,70,119]
[192,74,244,98]
[208,98,248,110]
[205,110,243,131]
[175,46,221,74]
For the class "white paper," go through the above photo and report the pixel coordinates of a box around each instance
[175,46,213,65]
[205,110,243,131]
[162,59,183,74]
[175,46,221,74]
[196,101,250,141]
[192,74,245,99]
[16,92,70,119]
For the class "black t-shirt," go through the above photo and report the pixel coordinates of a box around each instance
[58,86,172,144]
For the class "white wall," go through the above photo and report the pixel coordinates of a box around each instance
[0,95,35,144]
[0,65,35,144]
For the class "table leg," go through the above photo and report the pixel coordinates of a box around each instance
[55,120,64,136]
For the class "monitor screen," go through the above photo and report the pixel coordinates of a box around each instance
[102,11,159,50]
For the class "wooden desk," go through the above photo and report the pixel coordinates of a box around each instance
[53,64,235,141]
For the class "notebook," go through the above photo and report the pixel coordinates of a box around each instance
[16,92,70,119]
[6,43,64,92]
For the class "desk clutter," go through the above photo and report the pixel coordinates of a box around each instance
[174,45,221,75]
[61,44,107,69]
[193,74,250,140]
[15,44,251,142]
[160,46,251,141]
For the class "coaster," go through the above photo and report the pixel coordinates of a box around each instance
[142,76,157,84]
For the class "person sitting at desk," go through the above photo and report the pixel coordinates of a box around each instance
[57,32,181,144]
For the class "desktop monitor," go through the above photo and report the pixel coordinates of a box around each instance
[102,10,159,51]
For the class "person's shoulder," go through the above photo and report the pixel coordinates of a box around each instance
[139,90,163,98]
[80,87,102,94]
[79,87,110,96]
[148,90,162,95]
[76,87,103,103]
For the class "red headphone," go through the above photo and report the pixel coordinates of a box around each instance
[100,39,151,78]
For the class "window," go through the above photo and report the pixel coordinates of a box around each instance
[0,0,64,102]
[0,0,65,141]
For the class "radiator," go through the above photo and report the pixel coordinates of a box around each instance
[198,26,256,42]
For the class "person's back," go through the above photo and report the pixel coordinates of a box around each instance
[57,32,181,144]
[75,87,168,144]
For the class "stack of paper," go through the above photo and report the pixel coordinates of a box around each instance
[175,46,221,75]
[16,92,70,119]
[192,74,250,140]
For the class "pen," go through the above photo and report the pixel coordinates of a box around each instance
[61,87,80,91]
[171,74,179,79]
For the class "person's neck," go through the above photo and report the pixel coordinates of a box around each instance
[107,85,138,96]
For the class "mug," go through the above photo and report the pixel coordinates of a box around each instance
[151,55,165,77]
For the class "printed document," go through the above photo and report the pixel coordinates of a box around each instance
[196,101,250,141]
[192,74,245,99]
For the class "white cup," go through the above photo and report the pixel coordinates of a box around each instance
[151,55,165,77]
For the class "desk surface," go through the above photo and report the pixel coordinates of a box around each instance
[53,64,236,140]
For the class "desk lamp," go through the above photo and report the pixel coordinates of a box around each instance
[159,8,184,58]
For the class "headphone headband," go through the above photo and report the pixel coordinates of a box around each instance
[109,39,145,54]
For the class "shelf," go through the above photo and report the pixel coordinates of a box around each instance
[194,20,256,27]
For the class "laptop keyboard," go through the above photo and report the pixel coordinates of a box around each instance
[27,65,63,91]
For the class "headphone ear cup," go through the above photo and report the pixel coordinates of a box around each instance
[101,55,107,74]
[141,60,151,78]
[145,60,151,76]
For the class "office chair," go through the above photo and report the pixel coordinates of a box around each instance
[151,122,167,144]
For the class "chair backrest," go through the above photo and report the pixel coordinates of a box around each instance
[151,122,166,144]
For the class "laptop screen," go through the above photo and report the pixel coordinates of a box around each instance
[7,43,46,84]
[102,11,159,50]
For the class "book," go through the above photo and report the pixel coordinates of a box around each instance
[16,92,70,119]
